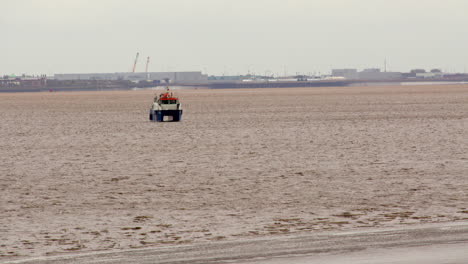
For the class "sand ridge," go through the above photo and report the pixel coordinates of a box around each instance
[1,85,467,259]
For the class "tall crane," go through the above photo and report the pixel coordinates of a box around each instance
[145,57,150,73]
[132,52,139,73]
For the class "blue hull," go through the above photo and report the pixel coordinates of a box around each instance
[149,110,183,122]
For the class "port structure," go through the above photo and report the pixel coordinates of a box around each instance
[132,52,140,73]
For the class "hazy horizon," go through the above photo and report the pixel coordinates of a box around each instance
[2,0,468,76]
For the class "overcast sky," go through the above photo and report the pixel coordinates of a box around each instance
[2,0,468,76]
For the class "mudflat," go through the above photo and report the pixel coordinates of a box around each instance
[1,85,467,259]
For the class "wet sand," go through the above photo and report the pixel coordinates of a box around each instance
[1,85,467,259]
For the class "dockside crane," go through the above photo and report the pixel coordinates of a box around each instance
[145,56,151,80]
[145,57,150,73]
[132,52,140,73]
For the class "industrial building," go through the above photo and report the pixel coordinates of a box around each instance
[332,68,402,80]
[331,69,358,79]
[54,71,208,83]
[358,68,402,80]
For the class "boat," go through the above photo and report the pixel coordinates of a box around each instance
[149,87,183,122]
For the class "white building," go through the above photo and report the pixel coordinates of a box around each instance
[416,72,444,78]
[331,69,358,79]
[358,69,402,80]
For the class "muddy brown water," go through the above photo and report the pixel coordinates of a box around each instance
[1,85,467,259]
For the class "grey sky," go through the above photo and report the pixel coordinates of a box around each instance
[2,0,468,76]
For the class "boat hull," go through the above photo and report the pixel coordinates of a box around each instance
[149,109,183,122]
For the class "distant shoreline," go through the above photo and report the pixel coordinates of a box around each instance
[1,80,467,93]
